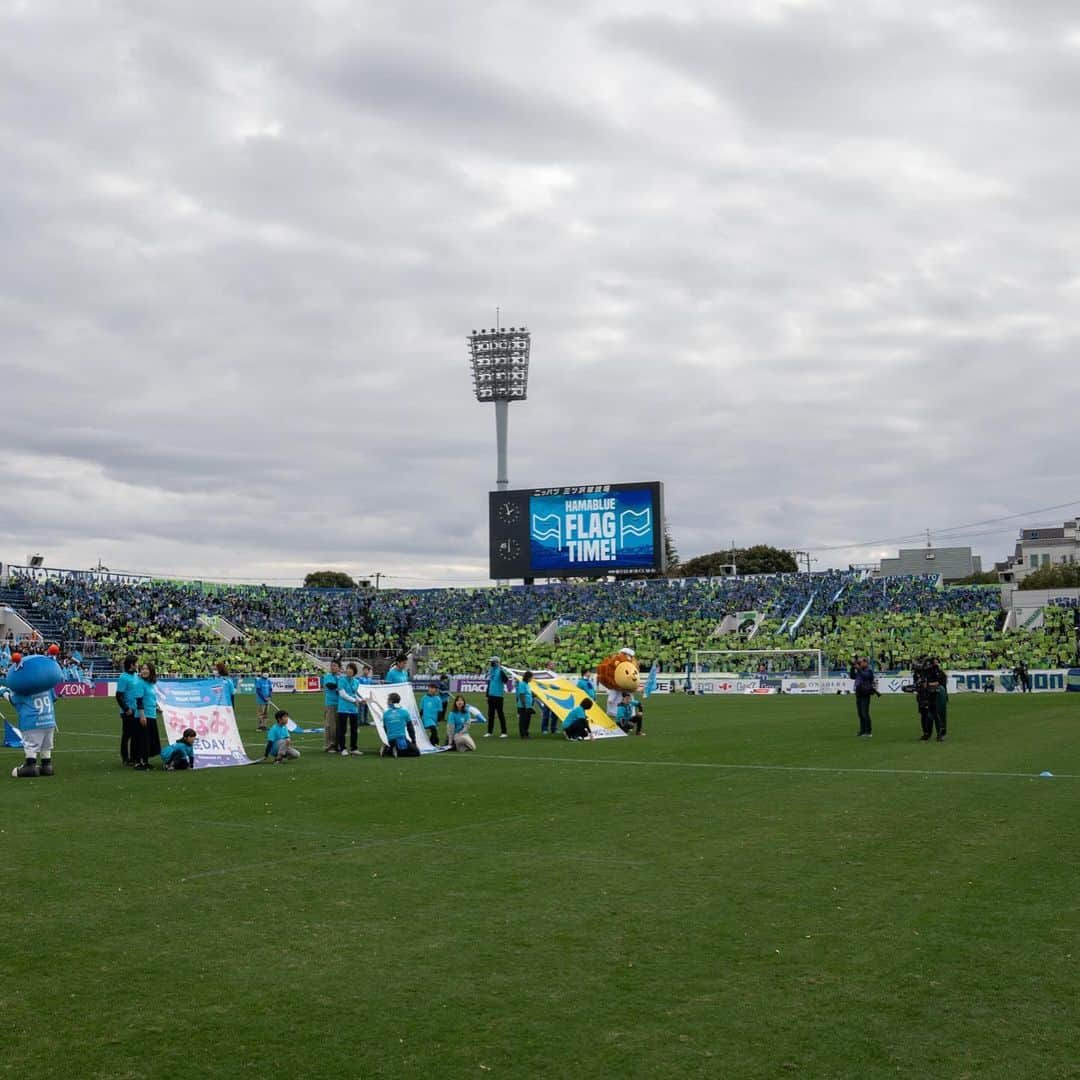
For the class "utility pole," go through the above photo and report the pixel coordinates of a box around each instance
[791,550,817,574]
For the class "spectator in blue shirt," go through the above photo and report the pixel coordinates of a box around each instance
[485,656,509,738]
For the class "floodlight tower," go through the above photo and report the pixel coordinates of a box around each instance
[468,319,530,492]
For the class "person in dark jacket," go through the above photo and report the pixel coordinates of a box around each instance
[849,656,879,737]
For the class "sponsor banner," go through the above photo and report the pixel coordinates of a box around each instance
[875,676,910,695]
[452,677,488,694]
[157,679,254,769]
[177,675,320,696]
[782,677,852,695]
[688,677,763,695]
[1068,669,1080,693]
[55,680,111,698]
[948,670,1067,693]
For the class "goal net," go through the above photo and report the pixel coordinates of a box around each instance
[690,649,825,694]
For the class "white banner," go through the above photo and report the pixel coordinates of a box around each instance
[782,677,852,695]
[362,684,445,753]
[157,679,255,769]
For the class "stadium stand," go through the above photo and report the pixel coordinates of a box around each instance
[2,567,1072,679]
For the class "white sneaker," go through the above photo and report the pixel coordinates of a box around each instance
[483,733,492,738]
[340,749,349,756]
[350,749,363,756]
[499,733,508,739]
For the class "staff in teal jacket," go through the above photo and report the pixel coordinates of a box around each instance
[515,671,534,739]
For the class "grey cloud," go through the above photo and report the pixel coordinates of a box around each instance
[2,1,1079,584]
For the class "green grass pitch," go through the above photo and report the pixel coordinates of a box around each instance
[1,691,1078,1079]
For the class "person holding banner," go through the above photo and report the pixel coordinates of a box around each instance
[380,692,419,757]
[484,656,509,739]
[213,661,236,711]
[561,698,595,741]
[136,662,163,766]
[357,664,374,726]
[254,672,272,731]
[419,683,443,746]
[385,655,410,684]
[515,671,535,739]
[576,668,598,697]
[616,691,645,736]
[335,663,363,755]
[322,660,341,753]
[265,710,301,762]
[116,654,140,767]
[161,728,197,771]
[446,695,477,752]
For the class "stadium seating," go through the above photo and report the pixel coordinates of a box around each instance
[6,569,1071,677]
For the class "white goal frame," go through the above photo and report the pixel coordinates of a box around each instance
[691,649,825,693]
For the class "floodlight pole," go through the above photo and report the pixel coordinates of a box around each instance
[467,320,531,493]
[494,400,509,492]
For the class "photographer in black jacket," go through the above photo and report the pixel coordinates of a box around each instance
[913,656,949,742]
[848,656,879,737]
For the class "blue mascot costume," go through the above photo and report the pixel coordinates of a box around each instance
[1,646,63,778]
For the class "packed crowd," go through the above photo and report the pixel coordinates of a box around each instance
[7,568,1071,677]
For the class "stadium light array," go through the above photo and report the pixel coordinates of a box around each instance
[468,323,531,492]
[468,326,531,402]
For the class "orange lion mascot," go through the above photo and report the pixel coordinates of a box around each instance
[597,648,640,694]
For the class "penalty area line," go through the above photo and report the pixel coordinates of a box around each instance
[471,754,1078,781]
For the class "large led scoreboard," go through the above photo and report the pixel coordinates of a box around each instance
[489,482,666,580]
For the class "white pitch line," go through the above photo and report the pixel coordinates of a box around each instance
[18,740,1078,778]
[470,753,1078,781]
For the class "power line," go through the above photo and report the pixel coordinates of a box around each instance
[812,498,1080,553]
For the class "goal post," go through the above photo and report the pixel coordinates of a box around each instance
[690,649,825,694]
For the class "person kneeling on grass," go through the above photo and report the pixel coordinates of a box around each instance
[420,683,443,747]
[616,691,645,736]
[161,728,197,771]
[265,710,301,763]
[446,695,477,752]
[380,692,420,758]
[562,699,594,741]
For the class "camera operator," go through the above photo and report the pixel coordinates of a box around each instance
[848,655,879,737]
[914,655,948,742]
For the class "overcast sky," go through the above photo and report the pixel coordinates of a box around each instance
[3,0,1079,586]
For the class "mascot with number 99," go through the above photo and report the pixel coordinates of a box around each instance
[1,646,63,778]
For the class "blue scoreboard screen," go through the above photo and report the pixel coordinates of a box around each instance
[489,482,665,579]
